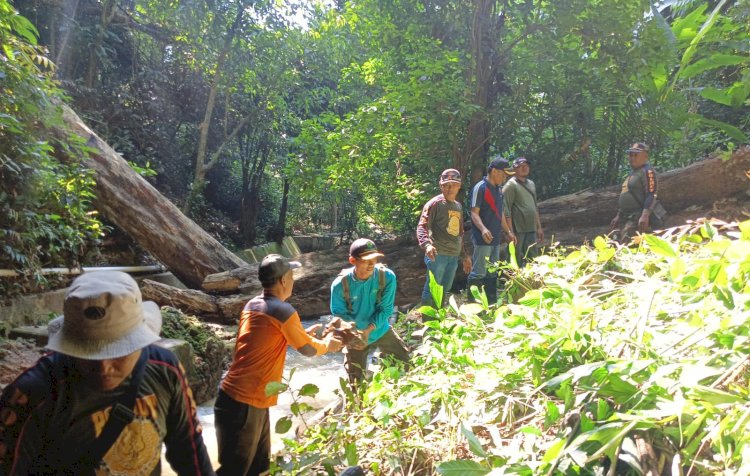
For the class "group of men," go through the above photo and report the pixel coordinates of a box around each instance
[416,155,544,306]
[0,239,409,475]
[0,141,664,476]
[416,141,666,306]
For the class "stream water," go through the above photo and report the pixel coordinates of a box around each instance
[163,343,348,474]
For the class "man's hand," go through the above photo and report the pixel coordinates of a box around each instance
[462,256,472,274]
[306,323,323,338]
[361,325,374,343]
[481,228,493,244]
[507,230,517,245]
[425,243,437,260]
[536,227,544,243]
[638,211,650,232]
[324,334,343,352]
[610,214,620,230]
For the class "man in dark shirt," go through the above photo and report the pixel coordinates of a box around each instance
[610,142,667,239]
[467,156,516,304]
[0,271,215,476]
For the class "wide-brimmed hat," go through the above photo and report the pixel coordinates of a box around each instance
[349,238,385,260]
[258,254,301,286]
[47,271,162,360]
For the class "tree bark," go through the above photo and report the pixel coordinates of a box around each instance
[539,146,750,240]
[60,105,247,288]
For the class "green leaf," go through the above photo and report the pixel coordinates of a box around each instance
[275,416,293,434]
[678,54,747,80]
[644,234,677,258]
[694,115,749,142]
[739,220,750,240]
[345,442,358,466]
[428,271,443,308]
[436,459,490,475]
[265,381,288,397]
[298,383,320,397]
[688,385,745,405]
[460,423,487,458]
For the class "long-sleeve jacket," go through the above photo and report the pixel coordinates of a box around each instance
[0,345,215,476]
[330,266,397,345]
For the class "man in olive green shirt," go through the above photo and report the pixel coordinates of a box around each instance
[503,157,543,268]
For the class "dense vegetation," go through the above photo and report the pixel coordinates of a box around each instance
[2,0,749,288]
[272,220,750,474]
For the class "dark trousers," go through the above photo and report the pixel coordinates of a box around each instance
[345,327,410,382]
[215,388,271,476]
[513,231,539,268]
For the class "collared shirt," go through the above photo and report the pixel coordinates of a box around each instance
[221,293,327,408]
[470,177,504,246]
[618,163,658,214]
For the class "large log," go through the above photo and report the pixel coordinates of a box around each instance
[60,105,246,289]
[540,146,750,236]
[202,237,425,319]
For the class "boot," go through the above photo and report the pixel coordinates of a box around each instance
[465,278,484,302]
[483,275,498,305]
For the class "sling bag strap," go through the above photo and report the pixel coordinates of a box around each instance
[513,177,537,206]
[61,349,149,471]
[341,265,386,314]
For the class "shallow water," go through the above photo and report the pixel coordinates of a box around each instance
[163,346,347,474]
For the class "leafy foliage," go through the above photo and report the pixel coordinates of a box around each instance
[273,221,750,474]
[0,1,102,295]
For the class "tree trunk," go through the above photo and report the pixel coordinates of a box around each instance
[59,105,246,288]
[539,146,750,242]
[186,5,246,214]
[460,0,499,176]
[267,177,289,244]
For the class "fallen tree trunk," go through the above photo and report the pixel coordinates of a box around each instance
[540,146,750,240]
[59,105,246,289]
[201,236,425,319]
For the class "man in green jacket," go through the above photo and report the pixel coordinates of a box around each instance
[610,142,667,240]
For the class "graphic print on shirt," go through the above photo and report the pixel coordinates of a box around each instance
[91,394,161,474]
[446,209,461,236]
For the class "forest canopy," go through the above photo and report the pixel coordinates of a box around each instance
[2,0,749,287]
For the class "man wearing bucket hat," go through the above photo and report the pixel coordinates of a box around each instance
[214,254,343,476]
[0,271,215,475]
[330,238,410,383]
[416,168,472,307]
[610,142,667,240]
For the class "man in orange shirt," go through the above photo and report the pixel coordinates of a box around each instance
[214,254,343,476]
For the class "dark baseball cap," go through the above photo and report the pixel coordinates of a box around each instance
[439,168,462,184]
[489,156,515,174]
[627,142,649,153]
[349,238,385,260]
[258,254,301,286]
